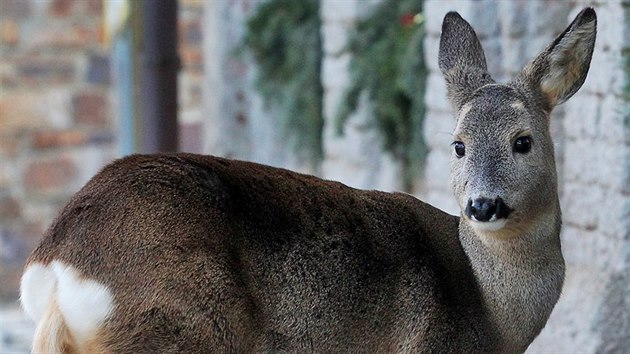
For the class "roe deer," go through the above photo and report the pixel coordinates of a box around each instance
[20,8,596,353]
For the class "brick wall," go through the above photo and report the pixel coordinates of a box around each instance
[3,0,626,351]
[0,0,206,303]
[178,0,205,153]
[0,0,115,301]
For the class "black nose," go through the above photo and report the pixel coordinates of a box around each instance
[465,197,511,222]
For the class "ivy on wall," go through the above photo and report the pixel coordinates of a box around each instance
[242,0,323,162]
[337,0,427,188]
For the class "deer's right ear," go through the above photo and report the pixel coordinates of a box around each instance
[517,8,597,109]
[439,12,494,112]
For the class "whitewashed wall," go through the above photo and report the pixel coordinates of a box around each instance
[202,0,630,351]
[420,1,630,352]
[319,0,404,191]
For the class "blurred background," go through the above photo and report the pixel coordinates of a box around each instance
[0,0,628,352]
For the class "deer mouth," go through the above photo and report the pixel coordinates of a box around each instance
[469,218,508,232]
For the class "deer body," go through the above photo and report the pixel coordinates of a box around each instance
[21,8,596,353]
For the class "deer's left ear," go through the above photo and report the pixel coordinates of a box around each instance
[518,8,597,107]
[439,12,495,112]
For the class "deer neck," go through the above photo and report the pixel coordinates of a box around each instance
[459,205,564,352]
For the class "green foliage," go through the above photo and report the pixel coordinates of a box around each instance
[242,0,323,162]
[337,0,427,187]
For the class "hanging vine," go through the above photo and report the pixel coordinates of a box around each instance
[242,0,323,162]
[337,0,427,189]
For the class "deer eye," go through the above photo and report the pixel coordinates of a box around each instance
[453,141,465,157]
[514,136,532,154]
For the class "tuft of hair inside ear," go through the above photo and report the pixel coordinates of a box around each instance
[540,17,596,105]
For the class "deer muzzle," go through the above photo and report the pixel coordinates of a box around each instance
[465,197,512,222]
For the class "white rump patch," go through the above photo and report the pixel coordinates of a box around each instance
[20,263,56,322]
[20,261,114,343]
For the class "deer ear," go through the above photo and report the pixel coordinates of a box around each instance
[439,12,494,112]
[518,8,597,107]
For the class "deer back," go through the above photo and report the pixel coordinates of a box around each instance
[24,154,497,352]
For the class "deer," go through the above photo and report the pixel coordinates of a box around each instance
[20,7,596,353]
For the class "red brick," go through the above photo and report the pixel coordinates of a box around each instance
[0,67,18,87]
[50,0,75,16]
[0,196,21,220]
[179,121,203,153]
[31,129,88,149]
[0,0,31,18]
[20,221,47,251]
[84,0,102,16]
[24,158,77,193]
[0,92,43,131]
[0,132,25,157]
[23,221,46,240]
[179,19,202,46]
[180,46,203,69]
[72,92,108,126]
[16,58,76,85]
[0,265,22,301]
[87,54,111,85]
[30,24,98,50]
[1,20,20,46]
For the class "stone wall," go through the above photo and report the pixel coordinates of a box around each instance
[203,0,316,174]
[1,0,627,352]
[202,0,404,184]
[178,0,206,153]
[319,0,404,191]
[203,1,630,349]
[421,0,630,352]
[0,0,115,301]
[533,1,630,351]
[0,0,205,302]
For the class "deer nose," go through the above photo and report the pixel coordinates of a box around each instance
[465,197,511,222]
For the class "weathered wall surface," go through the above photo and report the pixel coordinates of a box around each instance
[203,0,316,174]
[204,0,629,350]
[0,0,206,302]
[532,1,630,352]
[319,0,404,191]
[2,0,627,352]
[0,0,205,350]
[421,0,630,352]
[203,0,404,189]
[0,0,115,301]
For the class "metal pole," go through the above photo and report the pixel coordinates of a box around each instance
[139,0,179,153]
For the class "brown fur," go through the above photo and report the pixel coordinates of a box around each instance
[28,154,495,352]
[23,8,596,354]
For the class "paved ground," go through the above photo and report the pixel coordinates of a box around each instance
[0,305,33,354]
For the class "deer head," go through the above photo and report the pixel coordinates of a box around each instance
[439,8,596,239]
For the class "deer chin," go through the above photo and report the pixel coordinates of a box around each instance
[469,218,507,233]
[467,215,529,241]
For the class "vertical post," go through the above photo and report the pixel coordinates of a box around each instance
[139,0,180,153]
